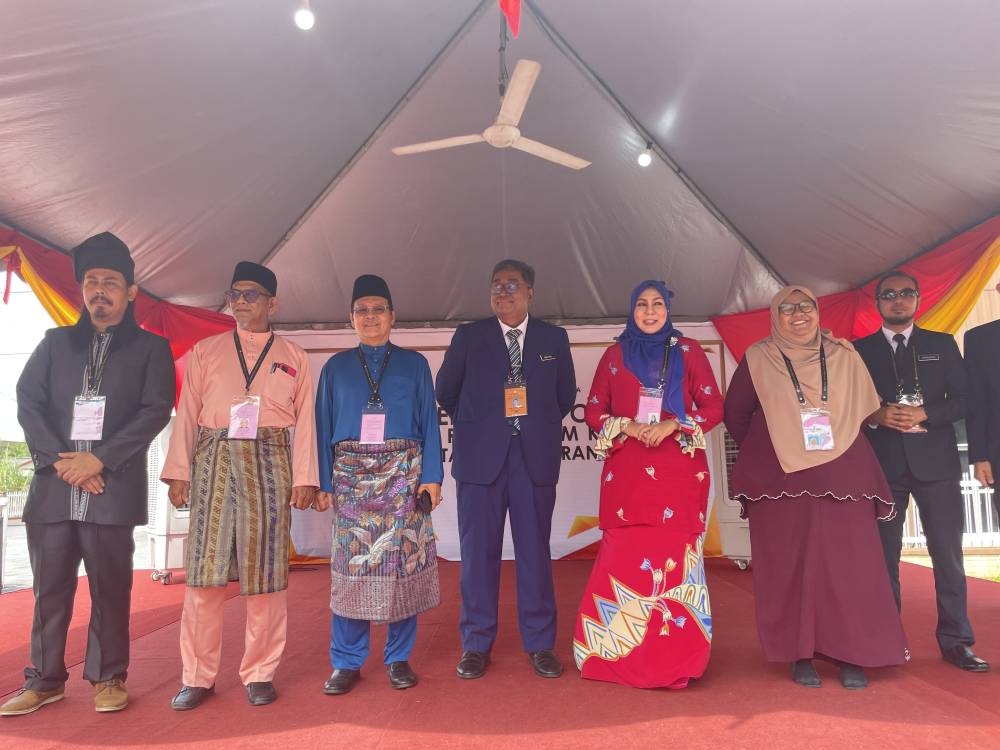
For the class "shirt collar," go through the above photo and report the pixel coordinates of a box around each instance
[499,316,529,339]
[881,324,914,347]
[236,326,272,344]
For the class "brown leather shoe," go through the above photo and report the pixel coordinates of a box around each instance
[0,687,65,717]
[528,649,563,678]
[94,679,128,712]
[170,685,214,711]
[323,669,361,695]
[456,651,490,679]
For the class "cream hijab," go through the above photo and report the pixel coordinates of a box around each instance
[745,285,881,473]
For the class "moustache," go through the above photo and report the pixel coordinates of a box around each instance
[89,296,112,305]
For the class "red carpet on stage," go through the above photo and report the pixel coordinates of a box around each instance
[1,559,999,749]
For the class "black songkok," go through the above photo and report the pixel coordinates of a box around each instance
[73,232,135,284]
[351,274,392,307]
[231,261,277,296]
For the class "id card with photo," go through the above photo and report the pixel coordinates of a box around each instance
[229,395,261,439]
[504,383,528,417]
[71,396,107,441]
[800,408,834,451]
[360,404,387,444]
[635,386,664,425]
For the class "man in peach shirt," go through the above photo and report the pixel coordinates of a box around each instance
[161,262,318,710]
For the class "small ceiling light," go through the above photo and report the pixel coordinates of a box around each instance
[294,1,315,30]
[637,142,653,167]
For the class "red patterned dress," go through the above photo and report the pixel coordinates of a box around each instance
[573,339,723,688]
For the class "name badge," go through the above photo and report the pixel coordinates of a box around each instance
[895,393,928,433]
[229,395,261,439]
[800,408,834,451]
[71,396,107,441]
[635,386,664,424]
[505,383,528,417]
[360,404,387,444]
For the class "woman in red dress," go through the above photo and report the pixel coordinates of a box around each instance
[573,280,723,688]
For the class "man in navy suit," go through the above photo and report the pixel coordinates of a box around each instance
[965,282,1000,521]
[855,270,987,672]
[436,259,576,680]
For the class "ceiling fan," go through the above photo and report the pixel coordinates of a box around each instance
[392,59,591,170]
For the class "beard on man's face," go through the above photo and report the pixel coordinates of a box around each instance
[882,312,914,327]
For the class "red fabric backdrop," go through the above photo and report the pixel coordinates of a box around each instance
[712,214,1000,361]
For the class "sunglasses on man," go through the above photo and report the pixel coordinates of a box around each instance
[876,288,919,301]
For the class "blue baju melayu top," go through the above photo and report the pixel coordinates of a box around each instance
[315,342,443,491]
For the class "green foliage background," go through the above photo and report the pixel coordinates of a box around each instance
[0,441,31,492]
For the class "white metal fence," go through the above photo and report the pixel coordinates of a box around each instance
[2,491,28,520]
[901,466,1000,549]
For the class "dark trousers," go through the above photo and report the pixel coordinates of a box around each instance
[25,521,135,691]
[877,470,974,651]
[456,436,558,653]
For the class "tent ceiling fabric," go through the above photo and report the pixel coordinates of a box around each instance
[2,0,1000,323]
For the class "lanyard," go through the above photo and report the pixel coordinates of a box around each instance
[85,331,114,394]
[357,344,393,404]
[780,343,828,406]
[657,339,673,389]
[234,330,276,394]
[888,338,922,395]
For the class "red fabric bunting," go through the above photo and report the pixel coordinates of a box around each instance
[712,215,1000,362]
[1,226,234,404]
[499,0,521,37]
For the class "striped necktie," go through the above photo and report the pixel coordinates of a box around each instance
[507,328,522,433]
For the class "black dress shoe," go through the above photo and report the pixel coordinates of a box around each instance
[386,661,418,689]
[323,668,361,695]
[170,685,214,711]
[942,645,990,672]
[790,659,821,688]
[456,651,490,679]
[838,663,868,690]
[528,649,563,678]
[246,681,278,705]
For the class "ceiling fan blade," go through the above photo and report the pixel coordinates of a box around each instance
[496,59,541,127]
[392,134,485,155]
[512,137,591,170]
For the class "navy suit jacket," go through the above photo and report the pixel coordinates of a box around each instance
[435,316,576,486]
[964,319,1000,473]
[854,326,966,483]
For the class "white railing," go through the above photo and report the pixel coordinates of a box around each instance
[1,491,28,520]
[901,467,1000,549]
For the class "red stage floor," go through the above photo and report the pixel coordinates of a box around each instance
[1,558,998,749]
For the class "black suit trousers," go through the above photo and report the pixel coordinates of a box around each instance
[877,470,974,651]
[25,521,135,690]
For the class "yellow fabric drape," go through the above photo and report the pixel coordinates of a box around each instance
[919,235,1000,333]
[0,245,79,326]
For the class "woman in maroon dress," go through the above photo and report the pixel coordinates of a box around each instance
[573,280,723,688]
[724,285,908,689]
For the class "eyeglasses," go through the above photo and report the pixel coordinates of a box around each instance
[876,288,919,301]
[352,305,390,317]
[490,281,527,295]
[777,300,817,316]
[224,289,271,304]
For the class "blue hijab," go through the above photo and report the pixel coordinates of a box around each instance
[617,280,689,425]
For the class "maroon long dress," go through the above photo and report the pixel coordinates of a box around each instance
[573,339,723,687]
[724,357,908,667]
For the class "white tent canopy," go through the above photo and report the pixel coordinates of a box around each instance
[2,0,1000,324]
